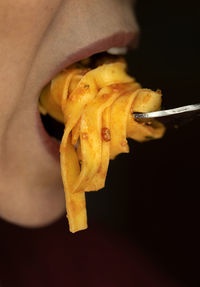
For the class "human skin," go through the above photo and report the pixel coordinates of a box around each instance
[0,0,139,227]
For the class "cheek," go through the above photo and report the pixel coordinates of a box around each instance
[0,0,62,127]
[0,0,62,43]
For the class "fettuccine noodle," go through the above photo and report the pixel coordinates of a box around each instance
[39,60,165,233]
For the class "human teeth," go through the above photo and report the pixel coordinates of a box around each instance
[106,47,128,55]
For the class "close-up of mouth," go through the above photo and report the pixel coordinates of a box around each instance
[36,23,165,233]
[37,32,137,160]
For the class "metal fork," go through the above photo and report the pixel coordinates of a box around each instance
[133,103,200,126]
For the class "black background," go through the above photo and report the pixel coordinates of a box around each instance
[87,1,200,287]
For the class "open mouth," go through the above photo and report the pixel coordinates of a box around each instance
[39,47,129,144]
[37,38,165,232]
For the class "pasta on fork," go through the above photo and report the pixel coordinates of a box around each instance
[39,59,165,233]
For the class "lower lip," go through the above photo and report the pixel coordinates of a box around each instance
[36,109,60,162]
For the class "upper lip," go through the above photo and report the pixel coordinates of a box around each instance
[44,30,138,88]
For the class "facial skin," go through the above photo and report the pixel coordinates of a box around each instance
[0,0,139,227]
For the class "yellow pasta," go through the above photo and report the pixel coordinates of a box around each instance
[39,59,165,233]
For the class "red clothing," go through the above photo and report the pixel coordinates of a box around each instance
[0,217,179,287]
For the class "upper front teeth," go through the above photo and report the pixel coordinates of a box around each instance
[107,47,128,55]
